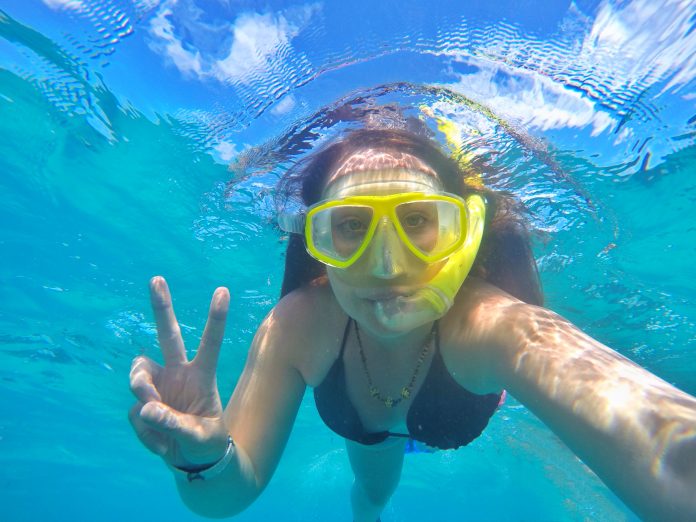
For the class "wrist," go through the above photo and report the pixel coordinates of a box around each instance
[170,435,235,482]
[185,433,231,467]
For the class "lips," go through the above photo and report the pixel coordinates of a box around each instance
[357,288,415,301]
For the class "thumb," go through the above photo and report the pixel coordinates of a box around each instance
[139,401,188,438]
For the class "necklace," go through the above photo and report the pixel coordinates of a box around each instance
[354,320,436,408]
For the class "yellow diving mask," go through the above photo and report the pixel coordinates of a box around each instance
[305,191,476,268]
[281,191,484,304]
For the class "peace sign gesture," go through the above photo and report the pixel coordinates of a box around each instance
[128,276,231,469]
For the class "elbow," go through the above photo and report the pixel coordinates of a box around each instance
[177,443,270,518]
[176,471,266,519]
[189,503,253,520]
[179,487,263,519]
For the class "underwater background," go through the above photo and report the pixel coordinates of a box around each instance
[1,1,695,520]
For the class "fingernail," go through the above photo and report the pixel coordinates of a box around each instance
[150,279,169,307]
[213,288,229,310]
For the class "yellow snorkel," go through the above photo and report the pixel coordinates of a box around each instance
[419,193,485,313]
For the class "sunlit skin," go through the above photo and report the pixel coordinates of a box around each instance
[129,154,696,521]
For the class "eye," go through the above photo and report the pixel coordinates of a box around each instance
[337,217,368,234]
[402,213,428,228]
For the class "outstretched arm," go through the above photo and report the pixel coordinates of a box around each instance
[474,290,696,521]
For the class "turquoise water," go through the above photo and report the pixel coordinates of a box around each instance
[1,1,695,520]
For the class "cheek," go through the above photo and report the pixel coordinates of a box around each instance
[327,269,361,313]
[328,265,359,287]
[327,268,353,299]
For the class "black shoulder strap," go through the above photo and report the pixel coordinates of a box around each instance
[339,317,352,356]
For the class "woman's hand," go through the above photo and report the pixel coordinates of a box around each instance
[128,276,231,469]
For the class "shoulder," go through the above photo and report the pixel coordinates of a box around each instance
[441,276,523,340]
[261,277,348,386]
[272,276,347,333]
[272,276,338,323]
[438,277,528,393]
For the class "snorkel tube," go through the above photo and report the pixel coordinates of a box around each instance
[419,193,485,313]
[374,193,485,330]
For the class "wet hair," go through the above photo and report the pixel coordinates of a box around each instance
[276,128,543,306]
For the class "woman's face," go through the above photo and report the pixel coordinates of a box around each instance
[322,164,447,337]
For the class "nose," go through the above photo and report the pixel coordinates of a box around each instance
[366,217,407,279]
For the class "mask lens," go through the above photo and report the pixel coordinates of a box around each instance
[395,199,463,258]
[309,205,374,262]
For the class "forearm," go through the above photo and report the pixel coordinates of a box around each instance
[496,304,696,521]
[173,443,262,518]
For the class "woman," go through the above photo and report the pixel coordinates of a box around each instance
[128,129,696,521]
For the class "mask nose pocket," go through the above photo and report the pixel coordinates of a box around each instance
[368,218,406,277]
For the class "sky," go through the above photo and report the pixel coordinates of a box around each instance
[1,0,694,169]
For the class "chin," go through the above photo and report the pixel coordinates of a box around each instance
[360,314,410,337]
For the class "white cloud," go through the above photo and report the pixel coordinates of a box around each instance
[42,0,85,11]
[133,0,161,14]
[583,0,696,94]
[213,12,296,83]
[149,2,203,77]
[445,57,616,136]
[147,1,318,87]
[213,140,237,162]
[438,0,695,140]
[270,94,296,115]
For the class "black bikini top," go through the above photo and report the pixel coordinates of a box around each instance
[314,318,503,450]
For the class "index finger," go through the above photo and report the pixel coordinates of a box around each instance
[192,286,230,374]
[150,276,187,366]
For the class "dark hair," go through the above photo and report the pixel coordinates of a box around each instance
[276,129,543,306]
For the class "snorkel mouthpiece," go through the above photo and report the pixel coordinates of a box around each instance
[374,194,486,330]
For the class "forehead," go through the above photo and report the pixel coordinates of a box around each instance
[327,148,438,183]
[323,148,443,199]
[323,169,444,199]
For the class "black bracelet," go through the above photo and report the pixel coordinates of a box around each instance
[171,436,235,482]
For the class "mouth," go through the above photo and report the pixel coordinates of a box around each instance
[357,288,415,302]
